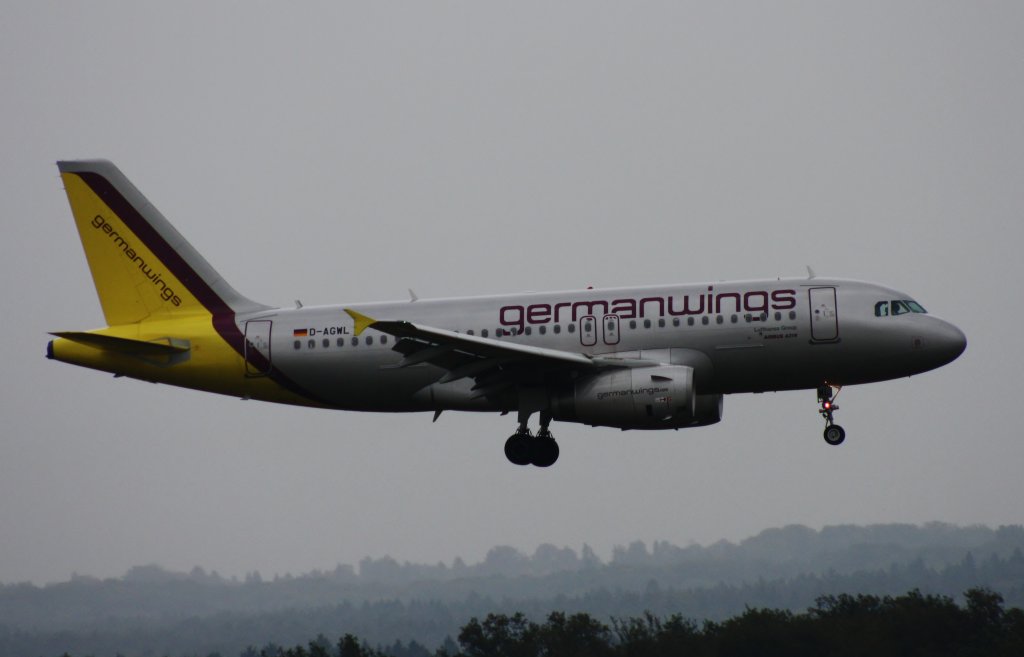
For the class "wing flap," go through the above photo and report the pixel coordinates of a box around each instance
[344,310,595,368]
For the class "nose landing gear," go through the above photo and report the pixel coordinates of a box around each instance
[818,384,846,446]
[504,410,559,467]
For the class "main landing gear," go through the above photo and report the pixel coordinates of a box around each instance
[818,384,846,446]
[504,410,559,467]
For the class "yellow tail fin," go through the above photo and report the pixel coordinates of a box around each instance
[58,160,265,325]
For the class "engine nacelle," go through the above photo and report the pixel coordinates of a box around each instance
[691,392,724,427]
[551,365,700,430]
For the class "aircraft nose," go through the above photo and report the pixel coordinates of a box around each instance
[928,319,967,366]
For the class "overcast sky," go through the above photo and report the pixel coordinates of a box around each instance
[2,1,1022,585]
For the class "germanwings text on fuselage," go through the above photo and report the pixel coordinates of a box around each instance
[499,288,797,333]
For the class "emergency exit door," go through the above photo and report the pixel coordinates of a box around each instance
[579,315,597,346]
[602,314,620,345]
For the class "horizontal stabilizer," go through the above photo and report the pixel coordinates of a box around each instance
[50,331,190,356]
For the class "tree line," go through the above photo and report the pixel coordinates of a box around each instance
[5,523,1022,631]
[49,588,1024,657]
[3,524,1023,656]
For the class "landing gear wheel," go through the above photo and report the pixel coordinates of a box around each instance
[531,438,560,468]
[504,433,532,466]
[823,424,846,446]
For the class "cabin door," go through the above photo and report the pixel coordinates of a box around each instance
[244,320,273,376]
[808,287,839,342]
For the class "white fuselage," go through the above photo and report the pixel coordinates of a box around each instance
[239,277,965,414]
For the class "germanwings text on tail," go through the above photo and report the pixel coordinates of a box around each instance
[48,160,966,467]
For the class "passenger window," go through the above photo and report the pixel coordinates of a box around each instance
[366,336,373,345]
[482,329,489,338]
[467,330,474,336]
[672,317,680,327]
[702,316,709,325]
[688,317,695,326]
[381,335,388,345]
[337,338,344,347]
[629,320,637,329]
[658,318,665,328]
[643,319,651,329]
[539,325,546,335]
[568,324,576,333]
[294,340,301,350]
[308,339,315,349]
[525,326,532,335]
[744,314,751,323]
[323,338,329,348]
[775,312,781,321]
[351,337,359,346]
[789,311,797,320]
[731,314,738,323]
[554,325,561,334]
[716,315,724,324]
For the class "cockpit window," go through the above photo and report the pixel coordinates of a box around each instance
[875,299,928,317]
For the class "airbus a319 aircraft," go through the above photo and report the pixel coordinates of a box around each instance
[48,160,966,467]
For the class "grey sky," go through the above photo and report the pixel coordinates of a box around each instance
[1,1,1022,584]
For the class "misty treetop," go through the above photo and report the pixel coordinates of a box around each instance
[43,589,1024,657]
[3,523,1023,657]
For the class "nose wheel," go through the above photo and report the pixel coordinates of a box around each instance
[818,384,846,446]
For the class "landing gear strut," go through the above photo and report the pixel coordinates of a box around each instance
[504,410,559,467]
[818,384,846,446]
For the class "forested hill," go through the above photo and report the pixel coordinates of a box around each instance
[1,523,1022,657]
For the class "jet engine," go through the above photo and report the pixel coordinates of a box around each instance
[551,365,713,430]
[691,392,724,427]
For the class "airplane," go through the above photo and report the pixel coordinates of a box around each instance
[48,160,967,467]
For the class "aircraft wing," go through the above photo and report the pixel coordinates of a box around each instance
[344,309,637,395]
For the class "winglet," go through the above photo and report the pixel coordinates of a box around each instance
[344,308,377,336]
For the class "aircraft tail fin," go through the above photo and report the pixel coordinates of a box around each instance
[57,160,268,326]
